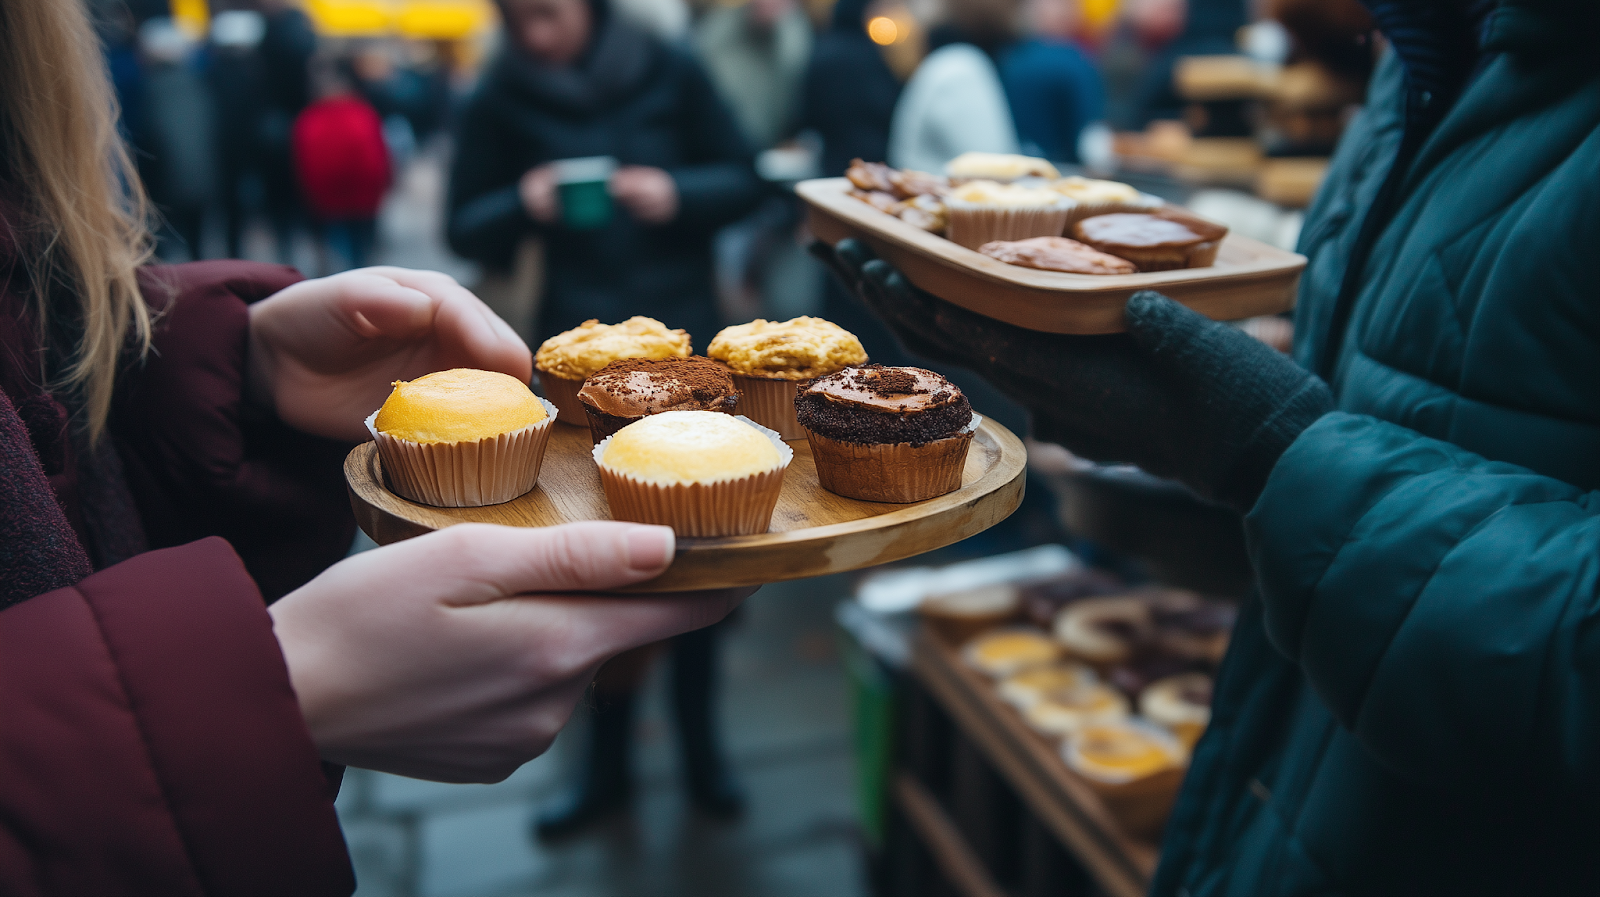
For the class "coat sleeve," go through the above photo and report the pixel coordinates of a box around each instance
[446,96,536,267]
[114,262,356,601]
[1248,411,1600,795]
[666,55,765,230]
[0,538,353,897]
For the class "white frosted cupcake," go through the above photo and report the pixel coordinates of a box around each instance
[1022,682,1131,737]
[997,662,1098,710]
[945,151,1060,183]
[944,180,1075,250]
[593,410,792,537]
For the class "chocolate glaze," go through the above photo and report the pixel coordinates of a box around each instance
[795,364,973,447]
[578,356,738,418]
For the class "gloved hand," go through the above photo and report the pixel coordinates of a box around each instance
[812,239,1333,512]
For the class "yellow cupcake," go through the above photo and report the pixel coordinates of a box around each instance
[367,369,556,508]
[962,628,1062,678]
[948,180,1069,207]
[592,411,793,536]
[1049,176,1144,205]
[707,317,866,381]
[375,369,546,444]
[534,317,692,381]
[1064,719,1186,782]
[945,152,1060,182]
[600,411,781,486]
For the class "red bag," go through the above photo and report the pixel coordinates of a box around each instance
[291,96,391,219]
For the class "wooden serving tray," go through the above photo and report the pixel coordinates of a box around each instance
[799,177,1304,334]
[346,418,1026,592]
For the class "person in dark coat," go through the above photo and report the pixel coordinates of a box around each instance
[446,0,762,343]
[818,1,1600,892]
[0,4,749,892]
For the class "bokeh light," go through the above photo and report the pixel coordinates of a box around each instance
[867,16,899,45]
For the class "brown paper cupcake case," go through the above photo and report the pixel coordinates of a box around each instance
[731,373,807,439]
[592,417,794,537]
[805,414,980,503]
[945,199,1074,250]
[366,397,558,508]
[537,371,588,425]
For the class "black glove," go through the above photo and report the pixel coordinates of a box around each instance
[811,238,1333,512]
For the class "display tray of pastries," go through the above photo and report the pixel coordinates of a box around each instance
[347,319,1027,593]
[798,157,1304,335]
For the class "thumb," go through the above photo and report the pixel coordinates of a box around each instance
[1122,290,1242,373]
[334,274,437,340]
[437,522,676,604]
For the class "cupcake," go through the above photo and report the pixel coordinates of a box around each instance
[1062,719,1189,838]
[1052,595,1154,671]
[368,368,556,508]
[1022,682,1131,737]
[707,317,866,439]
[796,365,977,503]
[997,662,1098,710]
[592,410,792,537]
[533,317,692,424]
[1071,210,1229,271]
[961,628,1062,678]
[1048,175,1161,227]
[919,584,1019,645]
[577,356,740,444]
[944,180,1075,250]
[944,151,1060,183]
[1140,673,1213,750]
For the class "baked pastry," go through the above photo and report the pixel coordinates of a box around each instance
[997,662,1098,709]
[978,237,1137,275]
[1022,682,1130,737]
[1049,175,1160,226]
[919,584,1019,644]
[962,628,1061,678]
[1149,591,1236,665]
[1072,210,1228,271]
[1140,673,1213,749]
[796,365,977,503]
[1053,595,1154,670]
[945,151,1060,183]
[534,317,692,424]
[368,368,556,507]
[944,180,1074,250]
[1020,569,1127,629]
[577,356,739,444]
[592,410,792,537]
[708,317,867,439]
[1062,719,1188,837]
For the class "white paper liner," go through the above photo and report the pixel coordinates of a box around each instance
[536,371,588,425]
[591,416,793,536]
[731,373,807,439]
[945,198,1075,250]
[805,413,980,503]
[366,396,557,508]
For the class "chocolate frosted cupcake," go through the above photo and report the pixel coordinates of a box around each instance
[796,364,977,503]
[577,356,739,443]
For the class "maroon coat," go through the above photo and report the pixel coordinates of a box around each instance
[0,248,357,893]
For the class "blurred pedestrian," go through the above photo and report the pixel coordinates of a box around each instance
[447,0,764,836]
[293,56,393,274]
[999,0,1106,162]
[257,0,317,262]
[887,0,1021,172]
[134,18,217,261]
[208,7,268,259]
[797,0,901,179]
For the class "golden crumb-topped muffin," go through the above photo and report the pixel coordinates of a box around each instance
[707,317,866,380]
[534,316,692,381]
[1049,175,1144,204]
[599,411,782,485]
[374,369,546,444]
[945,152,1060,181]
[947,180,1069,208]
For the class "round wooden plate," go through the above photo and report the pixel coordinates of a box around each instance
[346,418,1027,592]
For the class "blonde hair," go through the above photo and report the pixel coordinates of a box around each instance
[0,0,154,442]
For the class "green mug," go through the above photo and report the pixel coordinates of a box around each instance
[553,156,617,230]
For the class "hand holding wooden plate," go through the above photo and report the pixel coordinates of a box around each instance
[346,419,1026,592]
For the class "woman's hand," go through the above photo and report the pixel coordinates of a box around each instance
[519,164,560,223]
[247,267,531,442]
[610,165,679,224]
[269,521,752,783]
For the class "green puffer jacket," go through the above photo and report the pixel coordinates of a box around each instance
[1153,7,1600,896]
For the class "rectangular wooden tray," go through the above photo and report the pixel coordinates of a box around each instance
[800,177,1304,335]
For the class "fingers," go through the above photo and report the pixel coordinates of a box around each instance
[521,586,757,664]
[428,521,678,603]
[357,267,533,382]
[329,272,438,339]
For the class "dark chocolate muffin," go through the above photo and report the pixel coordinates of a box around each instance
[578,356,739,443]
[794,364,972,447]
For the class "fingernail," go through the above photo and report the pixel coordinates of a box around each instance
[623,526,674,572]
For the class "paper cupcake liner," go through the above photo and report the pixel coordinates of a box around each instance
[805,414,979,503]
[537,371,588,425]
[731,374,806,439]
[945,199,1074,250]
[1058,193,1164,230]
[366,397,557,508]
[1062,719,1189,838]
[592,417,793,537]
